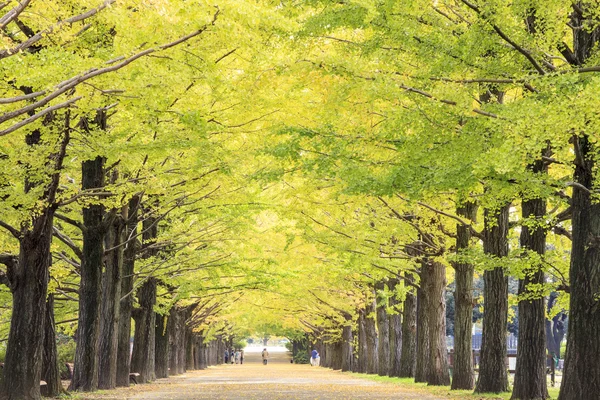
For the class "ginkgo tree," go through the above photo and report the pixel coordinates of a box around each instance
[249,1,595,400]
[2,1,600,400]
[0,0,292,398]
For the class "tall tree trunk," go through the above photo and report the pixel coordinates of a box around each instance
[2,106,68,400]
[388,279,402,378]
[155,313,170,379]
[475,205,510,393]
[195,338,202,369]
[321,342,330,368]
[351,329,359,372]
[323,342,331,369]
[399,274,417,378]
[130,278,157,383]
[559,7,600,398]
[186,329,195,371]
[375,281,390,376]
[326,337,333,369]
[177,311,186,374]
[70,155,107,393]
[426,261,450,386]
[559,136,600,398]
[116,195,140,387]
[512,166,548,400]
[451,201,477,390]
[203,341,209,368]
[169,307,182,375]
[365,296,379,374]
[415,264,431,383]
[357,309,368,373]
[130,210,158,382]
[216,335,223,365]
[197,335,207,369]
[2,220,52,400]
[41,294,62,398]
[341,321,353,372]
[331,341,343,370]
[205,341,212,367]
[98,206,125,390]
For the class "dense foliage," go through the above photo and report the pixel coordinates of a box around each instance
[1,1,599,399]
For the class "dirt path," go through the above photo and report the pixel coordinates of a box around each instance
[80,349,443,400]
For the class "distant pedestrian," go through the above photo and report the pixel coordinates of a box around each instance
[262,348,269,365]
[235,350,241,364]
[240,350,244,364]
[310,349,320,367]
[231,350,235,364]
[224,350,229,364]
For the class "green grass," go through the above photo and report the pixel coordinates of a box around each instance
[344,372,560,400]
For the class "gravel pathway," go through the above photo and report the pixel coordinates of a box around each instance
[79,349,443,400]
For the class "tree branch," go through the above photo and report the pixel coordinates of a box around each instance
[0,6,220,135]
[0,0,31,29]
[47,111,72,206]
[0,90,45,104]
[0,220,19,239]
[566,181,591,194]
[52,226,83,259]
[53,251,81,271]
[308,290,352,320]
[0,0,114,59]
[0,96,82,137]
[376,196,430,242]
[55,213,85,231]
[0,2,12,13]
[301,211,353,239]
[396,195,483,240]
[459,0,546,74]
[56,189,114,207]
[308,60,502,119]
[552,225,572,241]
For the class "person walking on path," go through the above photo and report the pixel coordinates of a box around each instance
[231,350,235,364]
[235,350,241,364]
[310,349,320,367]
[224,350,229,364]
[262,348,269,365]
[240,350,244,364]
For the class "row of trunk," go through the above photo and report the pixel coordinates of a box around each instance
[313,272,449,387]
[0,115,224,399]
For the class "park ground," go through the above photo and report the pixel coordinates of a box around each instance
[69,347,560,400]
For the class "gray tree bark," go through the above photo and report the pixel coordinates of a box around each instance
[130,278,157,383]
[399,273,417,378]
[415,263,431,383]
[98,205,125,390]
[116,195,140,387]
[41,294,62,397]
[375,281,390,376]
[357,309,368,373]
[155,312,170,379]
[71,154,107,393]
[365,295,379,374]
[451,201,477,390]
[475,205,510,393]
[512,159,548,400]
[426,261,450,386]
[388,279,402,378]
